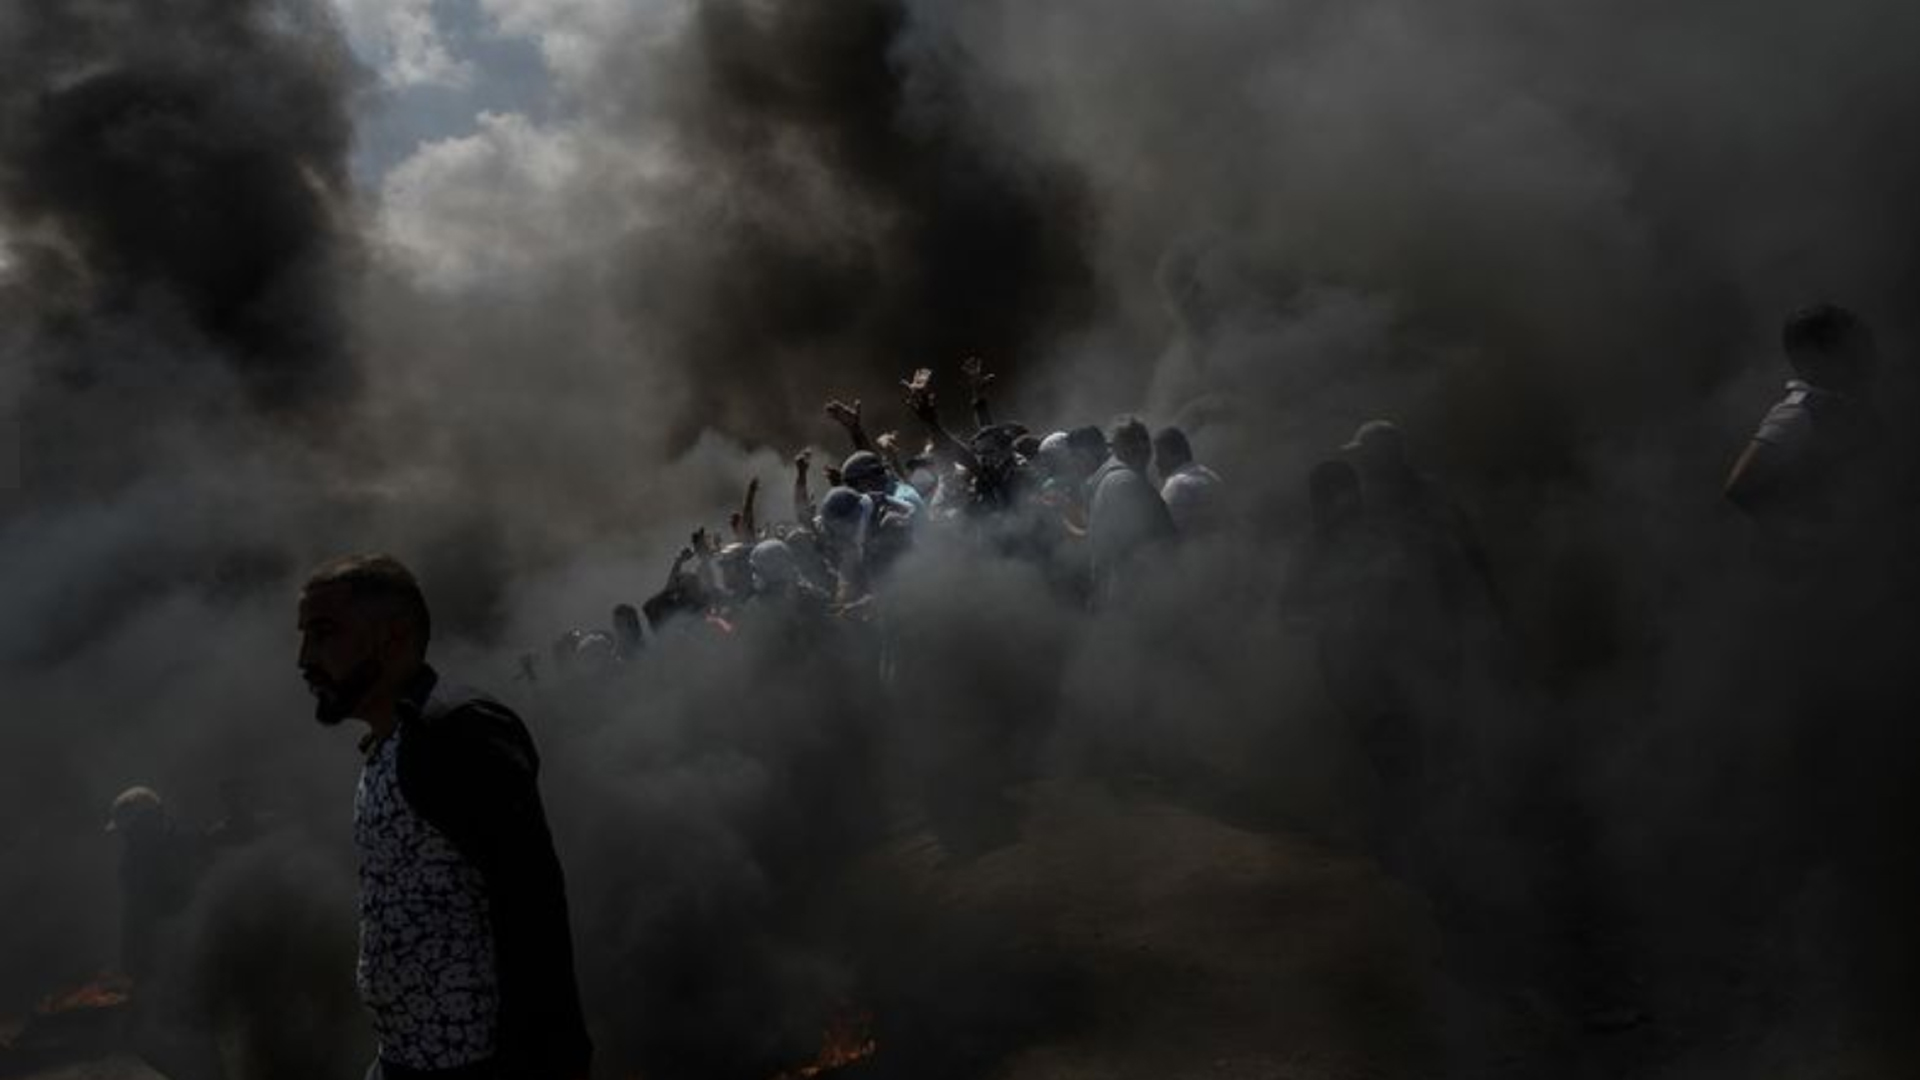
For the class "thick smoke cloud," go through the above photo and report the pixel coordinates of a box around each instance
[606,0,1097,449]
[5,0,1920,1077]
[0,0,361,487]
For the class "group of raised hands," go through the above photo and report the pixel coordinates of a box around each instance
[673,357,1006,584]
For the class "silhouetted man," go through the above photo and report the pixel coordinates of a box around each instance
[105,785,199,983]
[1726,304,1886,536]
[297,554,590,1080]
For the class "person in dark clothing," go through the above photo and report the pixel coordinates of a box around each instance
[105,786,199,983]
[1343,418,1506,640]
[297,554,591,1080]
[1284,463,1424,796]
[106,787,226,1080]
[1725,304,1888,537]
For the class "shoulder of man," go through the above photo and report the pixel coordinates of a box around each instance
[1753,382,1818,450]
[412,679,541,781]
[1162,467,1218,500]
[1092,462,1146,496]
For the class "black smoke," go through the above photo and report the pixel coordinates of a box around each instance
[6,0,1920,1078]
[612,0,1097,449]
[0,0,360,496]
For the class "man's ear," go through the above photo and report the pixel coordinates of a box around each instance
[377,614,414,659]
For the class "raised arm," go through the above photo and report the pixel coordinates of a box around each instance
[961,356,997,429]
[791,449,815,523]
[825,398,875,454]
[737,476,761,540]
[874,431,908,485]
[901,367,979,473]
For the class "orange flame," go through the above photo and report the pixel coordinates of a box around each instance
[772,1008,877,1080]
[35,974,133,1016]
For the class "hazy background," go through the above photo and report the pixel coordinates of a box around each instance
[4,0,1919,1076]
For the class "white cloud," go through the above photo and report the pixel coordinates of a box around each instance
[375,111,652,290]
[332,0,474,89]
[478,0,689,89]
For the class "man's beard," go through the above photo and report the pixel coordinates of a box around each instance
[308,658,382,727]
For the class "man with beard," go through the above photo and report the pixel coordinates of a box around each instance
[296,554,590,1080]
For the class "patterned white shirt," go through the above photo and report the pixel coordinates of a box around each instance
[355,728,500,1070]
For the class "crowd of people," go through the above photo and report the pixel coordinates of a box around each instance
[88,302,1902,1079]
[532,356,1231,681]
[520,302,1893,867]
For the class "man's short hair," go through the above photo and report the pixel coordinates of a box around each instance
[1782,304,1875,388]
[1153,426,1193,468]
[303,554,432,646]
[1783,303,1867,357]
[1066,425,1108,459]
[1109,415,1151,447]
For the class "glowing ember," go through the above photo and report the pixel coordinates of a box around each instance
[35,974,133,1016]
[772,1008,877,1079]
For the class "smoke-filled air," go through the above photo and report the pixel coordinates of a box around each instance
[3,0,1918,1077]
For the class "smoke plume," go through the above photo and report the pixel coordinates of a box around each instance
[4,0,1920,1077]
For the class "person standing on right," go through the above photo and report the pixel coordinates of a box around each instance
[1725,303,1887,537]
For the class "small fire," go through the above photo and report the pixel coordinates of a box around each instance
[35,974,133,1016]
[772,1008,877,1079]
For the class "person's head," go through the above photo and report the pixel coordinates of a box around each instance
[1035,431,1072,480]
[971,423,1021,479]
[297,554,431,727]
[750,538,800,593]
[1065,425,1109,479]
[105,786,166,839]
[1109,416,1153,471]
[840,451,890,495]
[816,486,871,554]
[1153,426,1194,478]
[1783,303,1876,392]
[1341,418,1408,486]
[717,542,754,597]
[1309,459,1363,531]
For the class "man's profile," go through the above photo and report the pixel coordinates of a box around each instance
[297,554,591,1080]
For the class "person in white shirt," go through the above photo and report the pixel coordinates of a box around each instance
[1152,426,1224,535]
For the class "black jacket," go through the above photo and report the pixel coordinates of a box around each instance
[392,665,592,1078]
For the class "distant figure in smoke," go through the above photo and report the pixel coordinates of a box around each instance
[297,555,591,1080]
[105,786,200,983]
[106,786,225,1080]
[1343,418,1505,637]
[1282,462,1428,847]
[1153,426,1224,535]
[1319,421,1506,871]
[1087,416,1176,608]
[1725,304,1888,537]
